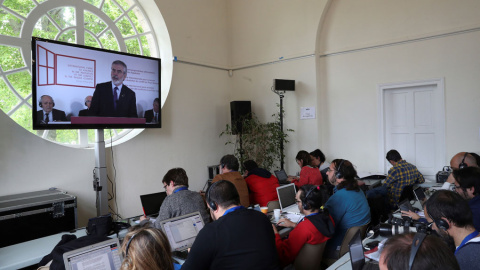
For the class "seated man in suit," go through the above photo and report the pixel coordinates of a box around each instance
[144,98,160,123]
[78,95,92,116]
[36,95,67,124]
[89,60,137,118]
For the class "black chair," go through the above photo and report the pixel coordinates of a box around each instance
[398,185,415,203]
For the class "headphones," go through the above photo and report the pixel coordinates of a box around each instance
[125,232,138,257]
[38,95,55,108]
[207,181,218,211]
[335,159,345,179]
[302,186,318,210]
[425,203,450,231]
[408,233,427,270]
[459,152,469,169]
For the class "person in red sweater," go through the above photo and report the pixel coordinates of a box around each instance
[288,150,323,188]
[243,160,280,207]
[273,185,335,267]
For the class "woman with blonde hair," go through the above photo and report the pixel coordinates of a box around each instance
[121,226,176,270]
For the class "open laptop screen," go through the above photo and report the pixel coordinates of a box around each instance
[276,183,296,210]
[63,238,123,270]
[140,192,167,217]
[349,230,365,270]
[274,170,288,182]
[159,212,205,252]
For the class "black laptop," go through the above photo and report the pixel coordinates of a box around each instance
[140,191,167,218]
[274,170,290,184]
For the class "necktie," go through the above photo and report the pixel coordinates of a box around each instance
[154,113,158,122]
[113,87,118,110]
[45,113,49,124]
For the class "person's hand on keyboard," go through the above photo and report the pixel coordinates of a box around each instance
[276,218,295,228]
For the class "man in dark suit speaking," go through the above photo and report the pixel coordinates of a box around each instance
[36,95,67,124]
[144,98,160,123]
[89,60,137,118]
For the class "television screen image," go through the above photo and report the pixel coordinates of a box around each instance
[32,37,161,130]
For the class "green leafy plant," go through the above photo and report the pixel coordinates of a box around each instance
[220,109,293,172]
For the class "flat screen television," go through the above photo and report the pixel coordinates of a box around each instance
[32,37,161,130]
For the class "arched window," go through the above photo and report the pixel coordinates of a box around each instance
[0,0,171,147]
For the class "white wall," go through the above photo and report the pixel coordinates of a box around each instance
[3,0,480,227]
[317,0,480,173]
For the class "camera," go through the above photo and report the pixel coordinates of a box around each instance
[377,216,431,237]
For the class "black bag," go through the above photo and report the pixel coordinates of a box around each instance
[86,214,113,237]
[436,166,451,183]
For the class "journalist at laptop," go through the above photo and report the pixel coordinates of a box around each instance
[141,168,210,226]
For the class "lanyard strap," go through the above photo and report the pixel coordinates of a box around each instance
[173,186,188,194]
[223,206,244,216]
[455,230,479,255]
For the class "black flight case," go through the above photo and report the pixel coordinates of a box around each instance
[0,188,77,248]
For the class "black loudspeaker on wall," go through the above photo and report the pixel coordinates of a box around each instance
[230,101,252,135]
[274,79,295,91]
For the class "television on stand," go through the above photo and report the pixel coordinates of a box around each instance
[32,37,161,130]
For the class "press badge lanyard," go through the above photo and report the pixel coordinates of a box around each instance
[173,187,188,194]
[223,206,244,216]
[455,230,479,255]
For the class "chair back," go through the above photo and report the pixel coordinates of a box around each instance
[267,200,280,212]
[338,222,369,258]
[293,242,326,270]
[398,185,415,203]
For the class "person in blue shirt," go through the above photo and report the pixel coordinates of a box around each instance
[324,159,370,259]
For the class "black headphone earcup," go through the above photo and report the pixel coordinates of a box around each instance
[436,219,449,231]
[207,182,218,211]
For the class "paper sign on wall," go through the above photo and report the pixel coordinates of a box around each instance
[300,107,315,120]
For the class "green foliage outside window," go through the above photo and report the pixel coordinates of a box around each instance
[0,0,155,146]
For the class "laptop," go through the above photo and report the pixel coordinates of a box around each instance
[274,170,290,184]
[140,191,167,218]
[159,211,205,259]
[413,186,427,204]
[349,230,379,270]
[276,183,300,213]
[63,238,123,270]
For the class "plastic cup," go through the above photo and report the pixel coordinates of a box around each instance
[274,209,281,220]
[260,207,268,214]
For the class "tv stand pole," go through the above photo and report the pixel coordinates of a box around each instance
[94,129,109,216]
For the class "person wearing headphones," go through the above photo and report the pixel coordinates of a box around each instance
[424,190,480,270]
[78,95,92,116]
[273,184,334,267]
[323,159,370,259]
[121,226,179,270]
[441,152,479,190]
[181,180,280,270]
[379,232,459,270]
[212,155,250,207]
[36,95,67,124]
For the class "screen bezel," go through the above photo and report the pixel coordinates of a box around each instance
[32,37,161,130]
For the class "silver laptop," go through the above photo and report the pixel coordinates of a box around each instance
[159,211,205,252]
[63,238,123,270]
[276,183,300,213]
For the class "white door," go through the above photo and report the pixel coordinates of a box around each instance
[379,79,445,180]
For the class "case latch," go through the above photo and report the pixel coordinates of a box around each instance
[52,201,65,218]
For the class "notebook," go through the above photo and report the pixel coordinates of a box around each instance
[140,191,167,218]
[63,238,123,270]
[274,170,290,184]
[159,211,205,252]
[276,183,300,213]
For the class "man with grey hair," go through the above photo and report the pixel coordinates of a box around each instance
[89,60,137,117]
